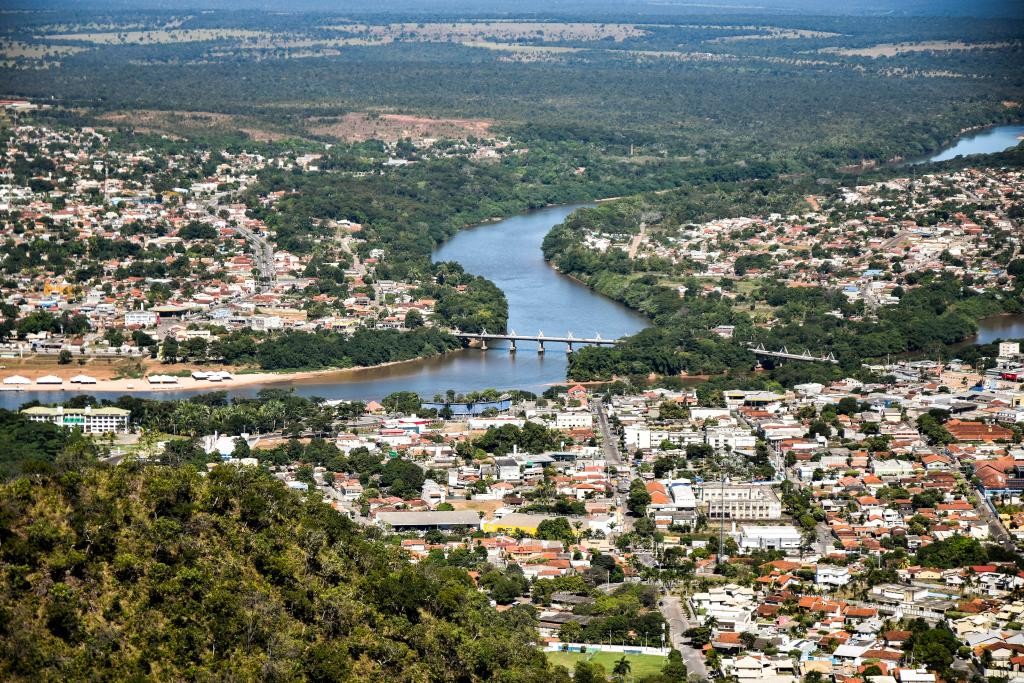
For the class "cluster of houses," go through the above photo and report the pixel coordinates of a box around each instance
[576,167,1022,307]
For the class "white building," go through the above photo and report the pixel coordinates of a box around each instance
[690,584,755,632]
[124,309,158,327]
[999,342,1021,359]
[816,565,852,588]
[738,524,802,553]
[21,405,130,434]
[555,411,594,430]
[494,457,522,482]
[701,484,783,520]
[706,427,757,451]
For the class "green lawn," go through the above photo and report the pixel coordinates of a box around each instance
[546,650,667,678]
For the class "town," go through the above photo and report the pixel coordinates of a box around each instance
[0,117,519,390]
[14,358,1024,682]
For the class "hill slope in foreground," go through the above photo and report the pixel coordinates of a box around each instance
[0,457,557,682]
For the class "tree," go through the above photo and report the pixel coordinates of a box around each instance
[382,391,421,415]
[627,478,651,516]
[537,517,576,544]
[379,457,425,498]
[661,649,688,681]
[574,661,606,683]
[910,627,960,678]
[57,349,72,364]
[559,620,583,643]
[612,656,631,681]
[161,336,179,363]
[404,309,424,329]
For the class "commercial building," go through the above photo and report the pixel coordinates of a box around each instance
[738,524,802,553]
[21,405,131,434]
[375,510,482,531]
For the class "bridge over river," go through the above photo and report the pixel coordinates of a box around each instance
[452,330,619,353]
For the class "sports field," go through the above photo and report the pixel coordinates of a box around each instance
[546,650,668,678]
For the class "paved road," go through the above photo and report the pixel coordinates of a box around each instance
[973,487,1015,550]
[659,593,709,680]
[233,224,276,287]
[816,521,834,555]
[593,398,622,465]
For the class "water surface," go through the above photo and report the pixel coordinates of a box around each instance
[913,124,1024,164]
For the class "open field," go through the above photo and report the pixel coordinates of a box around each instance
[324,22,648,43]
[41,29,268,45]
[0,41,89,59]
[546,651,668,677]
[307,112,492,143]
[821,40,1016,57]
[707,27,840,43]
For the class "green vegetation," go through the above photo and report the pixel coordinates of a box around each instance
[0,458,560,681]
[0,410,71,480]
[545,651,668,680]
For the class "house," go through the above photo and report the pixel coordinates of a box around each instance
[817,565,852,588]
[945,419,1013,443]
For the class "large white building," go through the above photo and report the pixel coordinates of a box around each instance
[701,484,782,520]
[124,310,157,327]
[555,411,594,430]
[21,405,131,434]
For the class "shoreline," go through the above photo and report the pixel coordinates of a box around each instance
[0,356,441,396]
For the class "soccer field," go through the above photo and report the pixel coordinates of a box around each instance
[545,650,668,678]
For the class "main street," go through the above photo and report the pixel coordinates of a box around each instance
[593,397,621,465]
[659,593,709,680]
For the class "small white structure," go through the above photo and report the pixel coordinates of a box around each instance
[147,374,179,384]
[3,375,31,385]
[36,374,63,385]
[70,374,97,384]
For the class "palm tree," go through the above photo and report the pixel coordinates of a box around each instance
[612,656,631,682]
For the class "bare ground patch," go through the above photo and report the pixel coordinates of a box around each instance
[324,21,647,43]
[307,112,493,143]
[821,40,1015,57]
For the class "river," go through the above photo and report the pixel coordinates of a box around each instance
[8,125,1024,411]
[912,123,1024,164]
[0,204,648,409]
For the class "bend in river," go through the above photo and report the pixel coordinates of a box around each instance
[0,204,647,408]
[912,123,1024,164]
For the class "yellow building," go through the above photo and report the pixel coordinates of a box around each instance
[43,281,76,298]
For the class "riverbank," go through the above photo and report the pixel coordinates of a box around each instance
[0,356,440,396]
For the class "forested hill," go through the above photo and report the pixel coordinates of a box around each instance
[0,458,559,682]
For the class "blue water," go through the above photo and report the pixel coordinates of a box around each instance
[916,124,1024,164]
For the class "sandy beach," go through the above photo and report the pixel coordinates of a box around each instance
[0,355,448,395]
